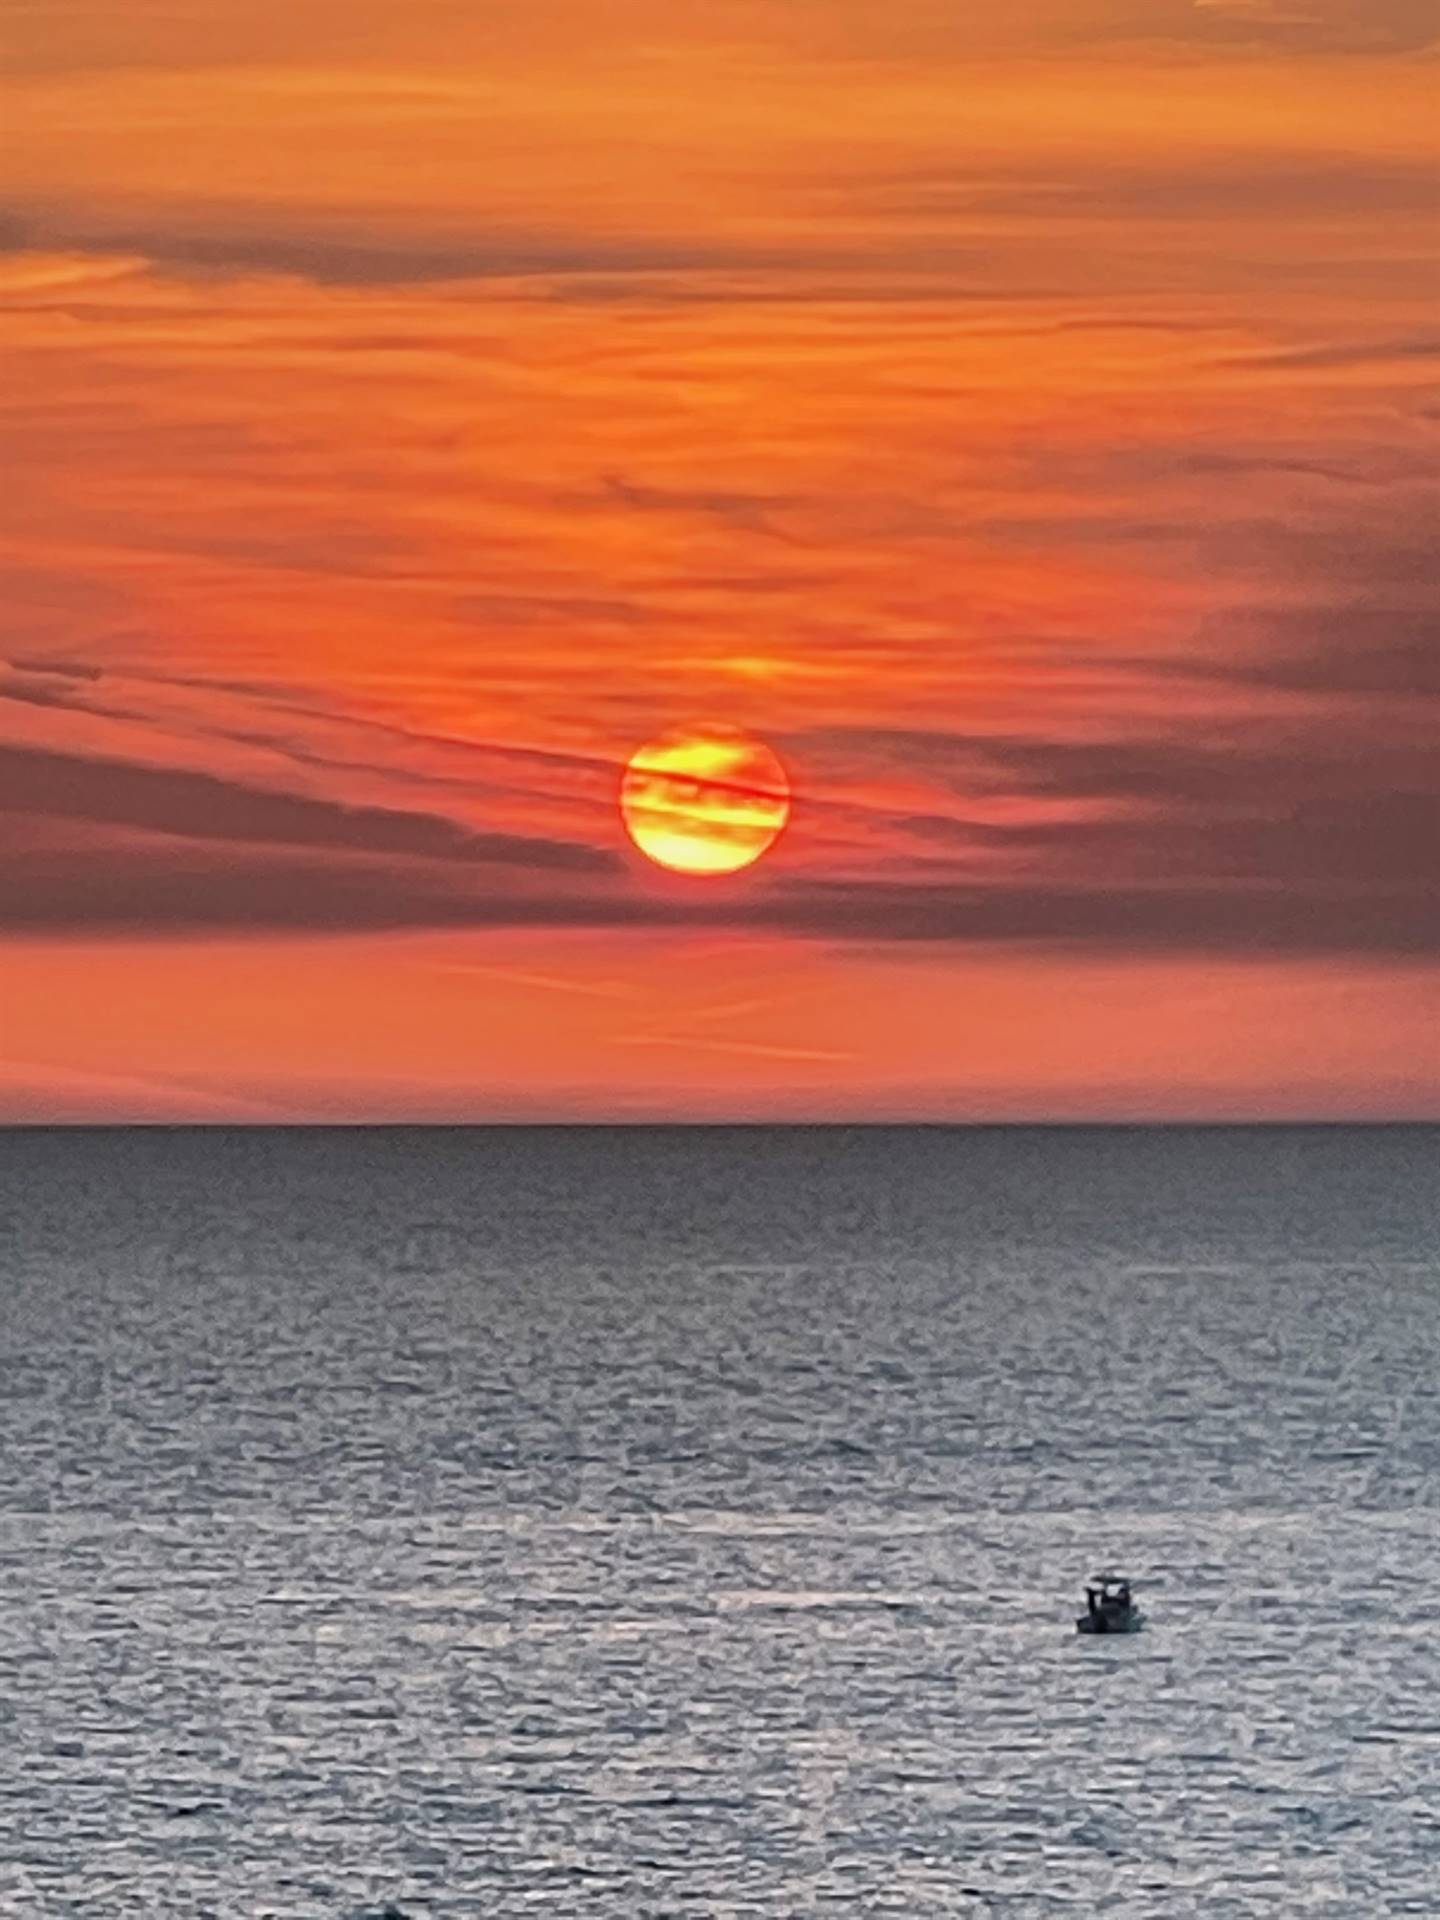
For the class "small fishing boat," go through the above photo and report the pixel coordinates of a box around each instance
[1076,1573,1144,1635]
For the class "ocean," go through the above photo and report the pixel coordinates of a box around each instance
[1,1124,1438,1916]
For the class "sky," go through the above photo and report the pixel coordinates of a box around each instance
[0,0,1436,1122]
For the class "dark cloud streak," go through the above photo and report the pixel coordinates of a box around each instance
[0,740,613,875]
[1,720,1434,957]
[843,158,1440,224]
[3,824,1433,958]
[0,200,837,289]
[1223,334,1440,372]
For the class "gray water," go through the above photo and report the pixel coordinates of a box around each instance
[1,1124,1438,1917]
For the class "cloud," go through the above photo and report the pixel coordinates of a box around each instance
[787,694,1438,953]
[0,200,802,289]
[1176,0,1437,50]
[0,739,613,874]
[596,473,808,544]
[5,0,1436,79]
[766,871,1438,958]
[13,151,1429,308]
[2,707,1434,958]
[7,658,104,682]
[846,158,1440,225]
[0,651,632,804]
[6,811,1434,957]
[1174,451,1434,488]
[0,824,616,938]
[0,671,99,715]
[1223,333,1440,371]
[1167,607,1440,700]
[0,194,1085,305]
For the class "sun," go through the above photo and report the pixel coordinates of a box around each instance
[620,724,791,876]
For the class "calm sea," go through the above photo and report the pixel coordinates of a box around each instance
[1,1125,1438,1916]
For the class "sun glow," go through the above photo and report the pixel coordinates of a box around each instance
[620,725,791,876]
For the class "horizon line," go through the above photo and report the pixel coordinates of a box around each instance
[3,1116,1436,1133]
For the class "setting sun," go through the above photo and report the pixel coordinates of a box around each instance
[620,725,791,876]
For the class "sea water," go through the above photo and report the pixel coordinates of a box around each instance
[1,1124,1437,1915]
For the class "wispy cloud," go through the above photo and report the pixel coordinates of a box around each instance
[1223,333,1440,372]
[423,960,640,1002]
[0,737,614,874]
[596,473,809,546]
[1181,0,1436,49]
[837,158,1440,225]
[614,1032,852,1064]
[0,199,843,291]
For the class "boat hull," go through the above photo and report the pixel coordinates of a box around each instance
[1076,1609,1145,1635]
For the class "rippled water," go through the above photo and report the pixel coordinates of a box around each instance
[1,1124,1438,1915]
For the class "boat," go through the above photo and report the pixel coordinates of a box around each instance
[1076,1573,1144,1635]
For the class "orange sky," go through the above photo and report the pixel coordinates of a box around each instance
[1,0,1436,1120]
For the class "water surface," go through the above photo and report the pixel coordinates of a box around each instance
[1,1125,1437,1914]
